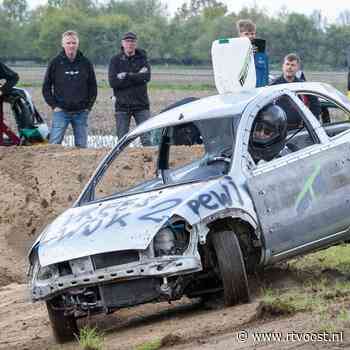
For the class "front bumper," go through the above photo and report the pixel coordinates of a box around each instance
[31,255,202,301]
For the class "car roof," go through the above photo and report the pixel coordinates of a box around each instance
[128,82,350,138]
[128,89,259,137]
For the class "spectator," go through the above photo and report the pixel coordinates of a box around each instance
[0,62,19,96]
[108,31,151,144]
[270,53,320,124]
[42,30,97,148]
[237,19,256,41]
[236,19,269,87]
[271,53,304,85]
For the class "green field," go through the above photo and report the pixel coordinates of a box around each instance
[3,66,349,137]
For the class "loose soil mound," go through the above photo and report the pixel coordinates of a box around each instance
[0,144,202,286]
[0,145,108,285]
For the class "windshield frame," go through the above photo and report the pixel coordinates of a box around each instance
[76,114,241,206]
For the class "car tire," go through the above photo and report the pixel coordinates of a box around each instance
[46,300,78,343]
[211,230,250,306]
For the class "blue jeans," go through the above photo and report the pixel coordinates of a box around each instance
[115,109,150,145]
[49,110,88,148]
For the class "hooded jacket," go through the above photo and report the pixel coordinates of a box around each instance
[108,48,150,111]
[0,62,19,95]
[42,50,97,112]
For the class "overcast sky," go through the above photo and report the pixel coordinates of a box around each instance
[28,0,349,22]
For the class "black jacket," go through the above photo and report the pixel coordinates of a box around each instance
[270,75,300,86]
[42,50,97,112]
[0,62,19,95]
[270,75,321,121]
[108,48,151,111]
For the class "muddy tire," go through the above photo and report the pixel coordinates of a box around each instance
[46,300,78,343]
[211,230,250,306]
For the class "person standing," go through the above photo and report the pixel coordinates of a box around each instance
[42,30,97,148]
[270,53,321,116]
[108,31,151,144]
[237,19,256,41]
[236,19,269,87]
[270,53,303,85]
[270,53,321,125]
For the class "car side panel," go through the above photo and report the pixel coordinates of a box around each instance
[247,143,350,259]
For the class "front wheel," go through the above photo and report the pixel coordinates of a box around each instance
[211,230,250,306]
[46,299,78,343]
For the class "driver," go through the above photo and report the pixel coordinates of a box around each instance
[249,104,288,163]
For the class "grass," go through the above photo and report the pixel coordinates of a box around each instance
[17,81,215,91]
[149,82,214,91]
[16,66,347,93]
[258,244,350,335]
[134,339,162,350]
[76,326,104,350]
[290,244,350,275]
[318,308,350,334]
[337,308,350,323]
[260,287,322,317]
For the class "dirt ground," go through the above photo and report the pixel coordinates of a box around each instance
[0,145,349,350]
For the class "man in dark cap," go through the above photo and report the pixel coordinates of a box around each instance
[108,31,151,144]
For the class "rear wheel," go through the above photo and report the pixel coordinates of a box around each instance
[211,230,250,306]
[46,299,78,343]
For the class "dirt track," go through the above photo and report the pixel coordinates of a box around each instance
[0,145,349,350]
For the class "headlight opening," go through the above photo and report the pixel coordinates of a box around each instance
[154,220,190,257]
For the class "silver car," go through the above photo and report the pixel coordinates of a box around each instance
[28,82,350,342]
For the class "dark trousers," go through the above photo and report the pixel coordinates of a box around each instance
[115,109,150,145]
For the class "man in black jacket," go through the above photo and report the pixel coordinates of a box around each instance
[270,53,320,128]
[0,62,19,97]
[108,31,151,144]
[42,30,97,148]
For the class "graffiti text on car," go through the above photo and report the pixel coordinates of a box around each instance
[186,178,239,216]
[139,199,182,223]
[43,177,241,242]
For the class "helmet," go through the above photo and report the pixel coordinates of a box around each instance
[249,104,287,162]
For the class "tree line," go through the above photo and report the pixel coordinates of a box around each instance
[1,0,350,69]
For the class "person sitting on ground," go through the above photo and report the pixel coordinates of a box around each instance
[249,104,288,164]
[0,62,19,97]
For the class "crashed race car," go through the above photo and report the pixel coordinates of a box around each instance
[28,81,350,341]
[27,39,350,342]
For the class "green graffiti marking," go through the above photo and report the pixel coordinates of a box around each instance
[295,162,321,210]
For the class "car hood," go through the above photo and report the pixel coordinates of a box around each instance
[36,176,244,266]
